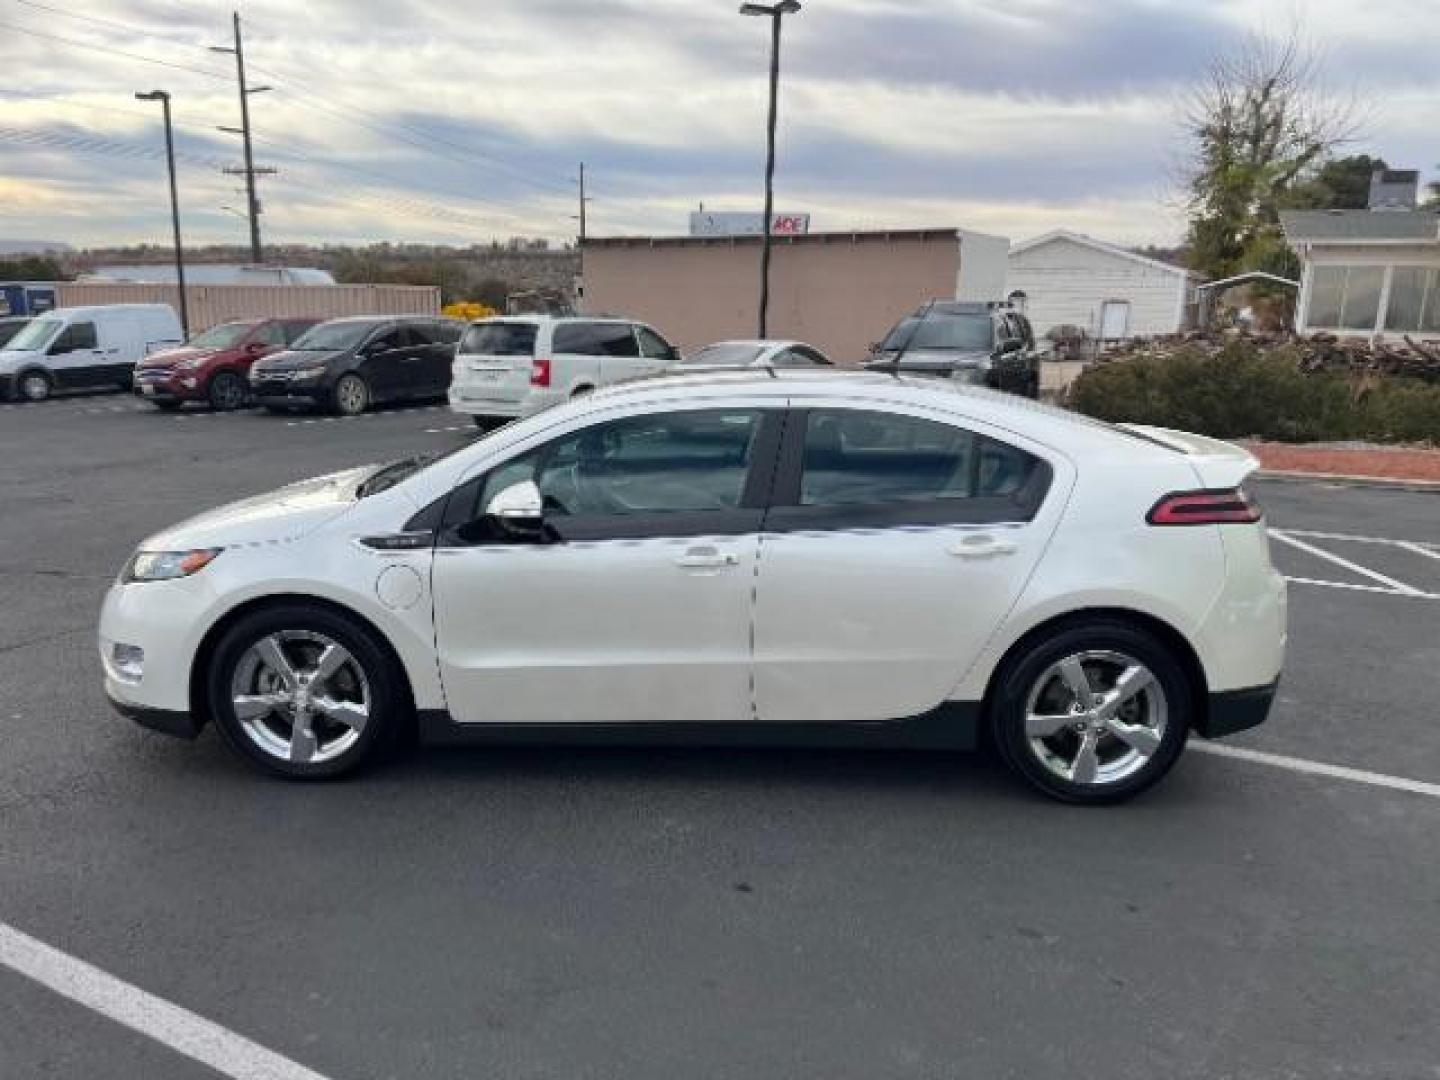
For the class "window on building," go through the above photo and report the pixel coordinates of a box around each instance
[1385,268,1440,333]
[1308,266,1387,331]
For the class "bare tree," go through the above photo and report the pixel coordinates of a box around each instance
[1182,31,1363,279]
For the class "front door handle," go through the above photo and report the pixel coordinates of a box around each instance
[948,536,1019,560]
[675,546,740,570]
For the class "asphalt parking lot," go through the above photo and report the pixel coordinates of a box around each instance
[1,391,1437,1080]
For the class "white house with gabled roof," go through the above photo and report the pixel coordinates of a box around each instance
[1007,230,1199,343]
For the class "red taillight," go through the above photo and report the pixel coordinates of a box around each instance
[1147,488,1262,526]
[530,358,552,387]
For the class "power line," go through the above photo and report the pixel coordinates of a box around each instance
[8,0,197,43]
[0,19,233,82]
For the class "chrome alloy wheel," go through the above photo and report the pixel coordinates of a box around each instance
[229,631,371,765]
[20,372,50,402]
[1022,650,1168,787]
[334,375,368,416]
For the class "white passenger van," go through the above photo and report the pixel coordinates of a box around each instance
[0,304,183,402]
[449,316,679,427]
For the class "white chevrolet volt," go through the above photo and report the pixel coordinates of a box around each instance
[99,371,1286,803]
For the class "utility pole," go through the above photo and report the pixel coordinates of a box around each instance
[135,90,189,338]
[739,1,801,338]
[210,12,272,263]
[578,162,588,244]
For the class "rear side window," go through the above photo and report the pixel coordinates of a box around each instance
[636,327,672,359]
[460,322,536,357]
[553,322,640,358]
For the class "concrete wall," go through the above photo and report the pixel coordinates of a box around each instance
[1008,237,1188,340]
[55,283,440,332]
[582,232,962,365]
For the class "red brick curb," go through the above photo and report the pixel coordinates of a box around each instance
[1243,442,1440,486]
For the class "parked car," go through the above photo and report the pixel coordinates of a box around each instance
[248,316,464,415]
[99,369,1286,803]
[0,304,182,402]
[868,301,1040,398]
[134,318,320,411]
[449,316,679,428]
[0,316,31,349]
[682,339,832,369]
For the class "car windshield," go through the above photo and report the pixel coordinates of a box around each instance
[684,343,767,366]
[290,321,382,351]
[187,323,254,349]
[882,313,994,352]
[460,322,537,356]
[4,317,62,351]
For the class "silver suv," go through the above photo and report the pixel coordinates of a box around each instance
[448,316,680,428]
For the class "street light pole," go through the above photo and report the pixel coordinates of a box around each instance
[135,90,189,339]
[740,1,800,338]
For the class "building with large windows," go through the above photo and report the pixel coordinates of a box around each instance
[1281,180,1440,339]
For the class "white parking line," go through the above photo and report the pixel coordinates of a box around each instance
[0,922,333,1080]
[1279,528,1439,552]
[1270,529,1429,598]
[1192,743,1440,800]
[1283,575,1440,601]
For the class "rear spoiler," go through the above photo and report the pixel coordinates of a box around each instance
[1118,424,1260,489]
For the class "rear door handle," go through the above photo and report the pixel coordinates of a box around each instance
[948,536,1018,559]
[675,546,740,570]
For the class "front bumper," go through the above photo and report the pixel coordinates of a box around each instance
[105,689,204,739]
[1196,681,1279,739]
[251,377,327,407]
[134,370,205,402]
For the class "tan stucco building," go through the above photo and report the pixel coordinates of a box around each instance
[580,227,1008,365]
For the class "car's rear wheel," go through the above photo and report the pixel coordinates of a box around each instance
[208,370,247,411]
[989,620,1191,804]
[332,374,370,416]
[207,604,406,779]
[17,369,52,403]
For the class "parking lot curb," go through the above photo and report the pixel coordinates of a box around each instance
[1256,469,1440,493]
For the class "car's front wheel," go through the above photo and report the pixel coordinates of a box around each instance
[207,604,406,779]
[16,369,52,402]
[332,373,370,416]
[989,620,1191,804]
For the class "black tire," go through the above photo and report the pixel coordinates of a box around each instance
[331,373,370,416]
[208,370,248,411]
[206,603,407,780]
[15,368,52,403]
[571,385,594,399]
[262,405,291,415]
[988,619,1192,805]
[151,399,182,412]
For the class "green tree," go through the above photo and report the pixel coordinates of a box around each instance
[1182,33,1359,280]
[0,255,69,281]
[1286,154,1388,210]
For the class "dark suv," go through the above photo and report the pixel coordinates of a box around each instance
[868,301,1040,398]
[249,316,465,415]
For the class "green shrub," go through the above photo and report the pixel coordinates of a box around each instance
[1068,342,1440,444]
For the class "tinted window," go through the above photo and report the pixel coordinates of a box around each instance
[282,321,316,344]
[881,314,994,352]
[460,321,536,357]
[54,322,98,351]
[800,410,1041,506]
[292,321,384,351]
[477,410,763,518]
[433,320,464,345]
[636,327,672,359]
[553,322,640,358]
[254,323,288,346]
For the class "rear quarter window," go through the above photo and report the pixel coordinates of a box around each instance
[460,322,537,357]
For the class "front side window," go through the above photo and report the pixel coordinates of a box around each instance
[365,329,407,355]
[282,321,316,344]
[53,322,97,352]
[484,409,764,518]
[253,323,288,347]
[636,327,672,359]
[770,409,1050,528]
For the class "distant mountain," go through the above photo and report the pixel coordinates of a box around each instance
[0,241,74,256]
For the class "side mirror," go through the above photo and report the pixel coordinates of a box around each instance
[245,341,267,354]
[484,480,544,540]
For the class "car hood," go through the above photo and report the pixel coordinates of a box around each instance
[139,345,221,368]
[0,348,44,374]
[141,465,377,550]
[871,348,992,368]
[253,349,345,371]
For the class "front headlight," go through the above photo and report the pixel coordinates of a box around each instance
[123,548,223,583]
[175,357,206,371]
[292,365,327,380]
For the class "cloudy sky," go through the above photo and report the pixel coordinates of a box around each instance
[1,0,1436,250]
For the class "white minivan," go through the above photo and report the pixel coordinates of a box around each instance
[449,316,680,426]
[0,304,183,402]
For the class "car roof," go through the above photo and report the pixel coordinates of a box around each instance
[472,315,639,326]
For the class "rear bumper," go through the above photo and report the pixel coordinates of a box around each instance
[448,388,527,418]
[1196,681,1278,739]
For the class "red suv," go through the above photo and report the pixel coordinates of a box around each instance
[134,318,319,411]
